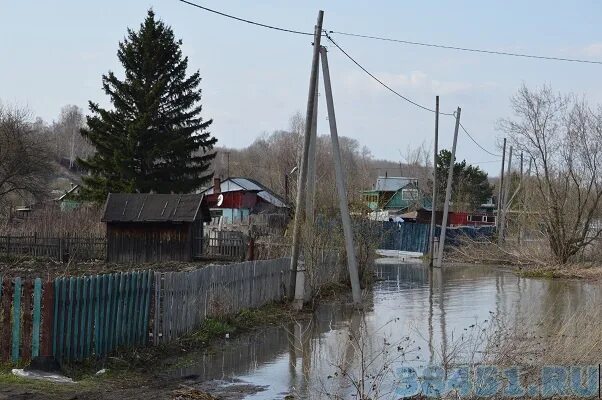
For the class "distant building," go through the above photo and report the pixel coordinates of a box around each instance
[363,176,425,212]
[102,193,210,263]
[55,184,81,211]
[413,207,496,227]
[200,177,289,223]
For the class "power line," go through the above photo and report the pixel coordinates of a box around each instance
[175,2,502,158]
[324,32,454,115]
[459,123,501,157]
[325,33,501,157]
[329,31,602,65]
[176,0,312,36]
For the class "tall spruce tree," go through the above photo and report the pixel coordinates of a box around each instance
[78,9,217,202]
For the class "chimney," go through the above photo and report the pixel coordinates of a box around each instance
[213,177,221,194]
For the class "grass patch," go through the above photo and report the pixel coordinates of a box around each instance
[516,262,602,280]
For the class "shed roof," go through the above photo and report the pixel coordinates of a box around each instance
[374,176,418,192]
[201,177,288,208]
[102,193,204,223]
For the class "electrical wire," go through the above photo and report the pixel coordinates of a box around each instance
[175,1,503,158]
[325,32,501,157]
[176,0,312,36]
[459,123,501,157]
[324,32,454,115]
[329,30,602,65]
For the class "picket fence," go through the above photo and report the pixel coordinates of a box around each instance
[52,271,153,362]
[1,258,292,363]
[152,258,290,344]
[0,234,106,262]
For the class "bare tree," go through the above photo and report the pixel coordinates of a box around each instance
[56,105,93,168]
[500,84,602,263]
[0,105,54,211]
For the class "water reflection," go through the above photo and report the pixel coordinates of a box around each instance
[167,263,602,399]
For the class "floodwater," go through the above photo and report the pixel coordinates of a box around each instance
[166,261,602,399]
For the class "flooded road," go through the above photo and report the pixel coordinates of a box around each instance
[166,262,602,399]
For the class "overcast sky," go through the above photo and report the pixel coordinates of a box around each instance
[2,1,602,175]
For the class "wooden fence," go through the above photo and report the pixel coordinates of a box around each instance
[52,271,153,362]
[202,230,246,260]
[0,234,106,262]
[0,276,52,363]
[152,258,290,345]
[2,258,294,363]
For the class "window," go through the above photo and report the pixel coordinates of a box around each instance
[484,215,496,223]
[467,215,484,222]
[401,188,419,201]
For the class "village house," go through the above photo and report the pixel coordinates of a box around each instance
[102,193,210,263]
[200,177,289,223]
[363,176,428,221]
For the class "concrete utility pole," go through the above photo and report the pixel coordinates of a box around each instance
[518,152,524,245]
[320,46,362,305]
[499,146,513,245]
[428,96,440,267]
[436,107,461,269]
[289,10,324,305]
[496,138,507,232]
[305,66,319,222]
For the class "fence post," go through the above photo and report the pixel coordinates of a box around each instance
[59,237,64,263]
[6,235,10,259]
[0,277,10,362]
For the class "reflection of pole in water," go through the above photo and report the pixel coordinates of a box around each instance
[287,322,297,387]
[300,317,315,395]
[428,267,435,364]
[436,268,448,371]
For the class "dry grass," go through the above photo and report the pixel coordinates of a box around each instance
[0,205,105,236]
[518,262,602,280]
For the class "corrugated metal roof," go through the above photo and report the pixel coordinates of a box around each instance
[102,193,204,222]
[202,177,288,208]
[374,176,418,192]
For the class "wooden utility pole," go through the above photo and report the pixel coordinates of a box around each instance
[436,107,461,269]
[320,46,362,305]
[306,66,319,222]
[496,138,507,232]
[499,146,513,244]
[289,10,324,304]
[428,96,439,267]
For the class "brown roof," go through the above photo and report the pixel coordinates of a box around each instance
[102,193,204,223]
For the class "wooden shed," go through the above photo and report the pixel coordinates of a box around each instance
[102,193,210,263]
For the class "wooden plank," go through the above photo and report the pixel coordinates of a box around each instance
[0,276,10,362]
[115,273,124,348]
[93,275,101,357]
[65,277,74,361]
[11,277,22,363]
[103,274,113,354]
[98,275,106,357]
[57,278,66,360]
[153,272,161,345]
[79,277,88,361]
[32,278,43,358]
[73,277,81,361]
[85,277,94,358]
[142,270,152,345]
[21,280,33,362]
[127,272,136,345]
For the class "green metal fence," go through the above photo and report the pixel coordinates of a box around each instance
[52,271,153,362]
